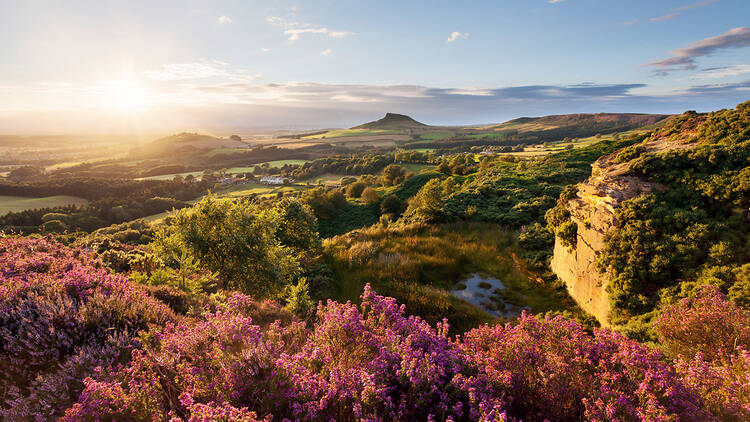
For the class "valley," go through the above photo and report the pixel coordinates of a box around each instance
[0,103,747,420]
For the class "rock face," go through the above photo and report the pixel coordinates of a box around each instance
[551,135,694,326]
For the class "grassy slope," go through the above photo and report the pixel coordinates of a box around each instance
[303,129,399,139]
[322,223,581,333]
[0,195,89,216]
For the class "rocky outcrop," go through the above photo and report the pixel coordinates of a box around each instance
[551,136,695,326]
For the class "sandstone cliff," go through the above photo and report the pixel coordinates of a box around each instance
[550,132,698,326]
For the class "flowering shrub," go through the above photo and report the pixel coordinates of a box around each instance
[64,285,711,421]
[2,237,746,421]
[460,315,707,421]
[0,237,175,420]
[656,286,750,420]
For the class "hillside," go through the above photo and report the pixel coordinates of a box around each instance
[548,102,749,333]
[484,113,670,139]
[135,132,249,158]
[354,112,429,130]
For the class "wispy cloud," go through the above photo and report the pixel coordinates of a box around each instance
[266,16,353,41]
[320,49,332,56]
[622,0,718,26]
[548,0,565,3]
[4,76,750,132]
[447,31,469,43]
[144,60,260,82]
[217,15,232,24]
[693,64,750,79]
[649,0,719,22]
[646,27,750,75]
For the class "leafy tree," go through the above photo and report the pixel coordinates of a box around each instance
[380,194,404,216]
[402,178,445,223]
[380,164,405,186]
[167,195,301,297]
[361,187,380,204]
[274,197,321,257]
[284,278,313,317]
[345,181,368,198]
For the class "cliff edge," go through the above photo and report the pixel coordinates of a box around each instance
[550,123,701,326]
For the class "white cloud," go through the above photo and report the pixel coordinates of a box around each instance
[320,49,332,56]
[284,27,353,41]
[217,15,232,24]
[145,60,261,82]
[693,64,750,79]
[548,0,565,3]
[267,16,353,41]
[447,31,469,43]
[260,47,270,52]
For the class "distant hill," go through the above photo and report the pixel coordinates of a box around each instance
[354,113,428,130]
[137,132,248,158]
[485,113,670,137]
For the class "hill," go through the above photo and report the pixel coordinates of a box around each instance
[150,132,247,149]
[548,102,749,333]
[484,113,670,139]
[354,113,428,130]
[136,132,249,158]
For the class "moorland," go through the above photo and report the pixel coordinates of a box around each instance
[1,104,748,421]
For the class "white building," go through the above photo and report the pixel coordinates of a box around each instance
[260,176,285,185]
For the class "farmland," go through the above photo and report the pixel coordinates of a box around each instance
[0,195,88,215]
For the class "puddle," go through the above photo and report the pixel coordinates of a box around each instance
[451,273,530,318]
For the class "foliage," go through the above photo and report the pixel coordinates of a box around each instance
[655,287,750,421]
[63,285,709,422]
[597,103,750,323]
[0,237,175,420]
[361,186,380,203]
[322,223,582,333]
[0,177,209,233]
[402,136,644,229]
[164,195,305,298]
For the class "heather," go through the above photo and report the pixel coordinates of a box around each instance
[61,284,715,422]
[655,287,750,420]
[0,236,175,420]
[2,236,747,420]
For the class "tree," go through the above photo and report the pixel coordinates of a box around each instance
[274,197,321,256]
[167,195,301,297]
[380,164,405,186]
[8,166,45,182]
[380,194,403,216]
[346,181,368,198]
[402,178,444,223]
[230,134,242,142]
[361,187,380,204]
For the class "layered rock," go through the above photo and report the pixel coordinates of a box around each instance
[551,135,695,326]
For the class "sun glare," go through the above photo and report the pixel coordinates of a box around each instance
[104,80,152,112]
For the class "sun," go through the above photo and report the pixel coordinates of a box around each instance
[104,79,152,112]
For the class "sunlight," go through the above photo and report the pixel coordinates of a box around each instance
[103,79,152,112]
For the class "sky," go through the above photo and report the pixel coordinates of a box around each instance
[0,0,749,135]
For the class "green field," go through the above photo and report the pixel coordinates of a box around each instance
[257,159,308,167]
[137,160,309,181]
[399,163,435,173]
[303,129,398,139]
[0,195,89,215]
[418,131,453,141]
[136,171,204,181]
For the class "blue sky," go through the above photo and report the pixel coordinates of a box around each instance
[0,0,749,134]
